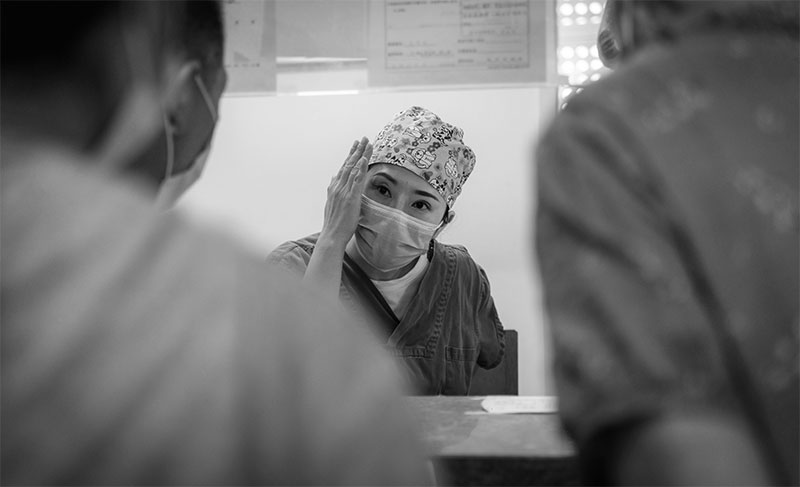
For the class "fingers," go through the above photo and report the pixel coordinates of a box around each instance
[362,142,373,166]
[330,138,371,198]
[337,137,369,183]
[347,137,368,166]
[344,139,359,161]
[352,143,372,187]
[335,139,360,181]
[347,142,371,189]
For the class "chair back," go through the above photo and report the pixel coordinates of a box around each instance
[469,329,518,395]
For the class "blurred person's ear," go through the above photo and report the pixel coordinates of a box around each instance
[606,0,642,64]
[163,61,203,137]
[606,0,703,64]
[598,0,622,68]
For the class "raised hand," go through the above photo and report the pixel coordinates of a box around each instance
[303,137,372,299]
[319,137,372,250]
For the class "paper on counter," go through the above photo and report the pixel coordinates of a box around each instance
[481,395,558,414]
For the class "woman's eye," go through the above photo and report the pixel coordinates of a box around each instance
[376,185,390,197]
[412,201,431,211]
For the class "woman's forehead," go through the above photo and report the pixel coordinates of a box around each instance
[368,164,445,204]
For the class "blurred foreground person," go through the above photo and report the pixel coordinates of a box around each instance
[0,2,430,484]
[536,0,798,484]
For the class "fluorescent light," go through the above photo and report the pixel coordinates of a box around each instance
[296,90,360,97]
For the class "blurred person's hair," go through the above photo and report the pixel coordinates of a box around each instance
[181,1,225,82]
[0,1,185,83]
[0,1,186,153]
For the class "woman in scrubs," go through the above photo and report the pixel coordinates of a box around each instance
[268,106,505,395]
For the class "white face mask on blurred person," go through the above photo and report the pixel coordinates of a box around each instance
[155,74,217,209]
[154,139,211,209]
[354,195,441,273]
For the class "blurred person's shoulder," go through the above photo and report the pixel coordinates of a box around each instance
[539,27,798,187]
[0,144,290,328]
[1,147,432,484]
[559,29,798,125]
[2,143,252,278]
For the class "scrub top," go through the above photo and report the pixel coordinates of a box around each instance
[0,142,431,485]
[268,233,505,395]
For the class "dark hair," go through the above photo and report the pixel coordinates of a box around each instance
[1,2,118,75]
[0,0,189,124]
[0,1,186,79]
[182,0,225,80]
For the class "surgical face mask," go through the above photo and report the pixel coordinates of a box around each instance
[354,195,442,273]
[156,74,218,209]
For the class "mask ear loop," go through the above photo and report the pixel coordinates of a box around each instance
[162,113,175,180]
[193,74,218,122]
[428,204,450,261]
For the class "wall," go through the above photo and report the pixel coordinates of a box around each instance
[179,84,557,395]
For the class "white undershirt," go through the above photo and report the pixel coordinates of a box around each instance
[370,255,429,320]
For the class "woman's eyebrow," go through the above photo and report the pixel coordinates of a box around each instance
[413,189,439,200]
[373,172,397,184]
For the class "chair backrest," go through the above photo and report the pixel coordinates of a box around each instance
[469,329,518,395]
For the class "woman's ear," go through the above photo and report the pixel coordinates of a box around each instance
[162,60,202,136]
[433,210,455,240]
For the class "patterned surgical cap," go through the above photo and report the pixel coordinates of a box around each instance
[369,106,476,208]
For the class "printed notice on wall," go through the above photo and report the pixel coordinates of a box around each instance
[368,0,554,87]
[223,0,276,94]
